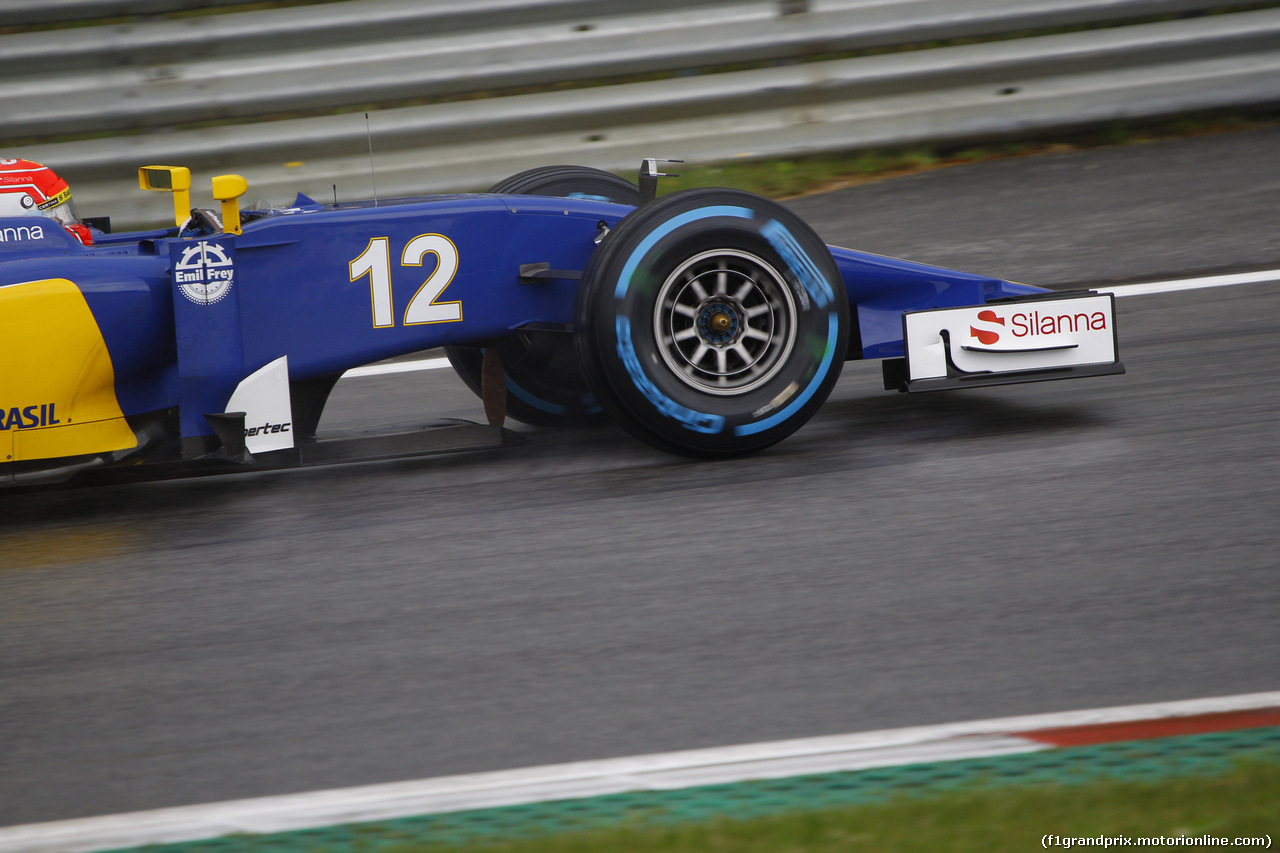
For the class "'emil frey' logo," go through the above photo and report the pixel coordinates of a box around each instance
[970,307,1108,346]
[174,240,235,305]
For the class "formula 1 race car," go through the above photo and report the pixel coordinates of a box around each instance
[0,160,1123,487]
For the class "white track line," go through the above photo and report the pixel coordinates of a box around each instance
[341,356,451,378]
[338,269,1280,380]
[1100,268,1280,297]
[2,690,1277,853]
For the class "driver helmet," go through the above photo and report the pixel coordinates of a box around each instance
[0,157,93,245]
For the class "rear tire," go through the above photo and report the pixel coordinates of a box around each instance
[575,188,848,456]
[485,165,640,205]
[445,167,639,426]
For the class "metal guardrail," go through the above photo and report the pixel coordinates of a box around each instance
[0,0,1256,136]
[0,0,747,77]
[0,0,263,26]
[0,0,731,27]
[6,0,1280,229]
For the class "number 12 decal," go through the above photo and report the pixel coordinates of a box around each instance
[349,234,462,328]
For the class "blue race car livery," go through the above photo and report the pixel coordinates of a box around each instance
[0,162,1123,485]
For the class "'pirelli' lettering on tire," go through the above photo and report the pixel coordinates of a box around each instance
[575,188,848,457]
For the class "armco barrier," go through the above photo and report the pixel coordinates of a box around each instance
[0,0,738,28]
[0,0,259,26]
[0,0,1256,135]
[5,0,1280,229]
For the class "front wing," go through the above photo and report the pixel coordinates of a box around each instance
[890,290,1124,392]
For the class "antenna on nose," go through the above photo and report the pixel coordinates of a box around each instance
[365,113,378,206]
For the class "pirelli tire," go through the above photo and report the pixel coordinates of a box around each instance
[445,166,639,426]
[576,188,848,457]
[483,165,640,204]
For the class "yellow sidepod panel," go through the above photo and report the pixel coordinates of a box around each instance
[0,279,137,462]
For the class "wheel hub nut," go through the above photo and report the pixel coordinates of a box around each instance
[698,301,741,345]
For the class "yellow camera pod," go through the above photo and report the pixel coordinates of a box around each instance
[138,165,191,228]
[210,173,248,235]
[138,166,249,234]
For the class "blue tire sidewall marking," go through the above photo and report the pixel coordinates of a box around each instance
[615,316,726,434]
[609,203,837,438]
[761,219,834,309]
[505,375,570,416]
[734,312,839,437]
[609,205,752,435]
[613,206,754,300]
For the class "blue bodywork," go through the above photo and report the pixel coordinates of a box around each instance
[830,247,1041,360]
[0,190,1040,449]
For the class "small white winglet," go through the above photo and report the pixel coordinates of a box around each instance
[226,355,294,454]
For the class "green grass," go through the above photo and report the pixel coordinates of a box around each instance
[407,757,1280,853]
[112,730,1280,853]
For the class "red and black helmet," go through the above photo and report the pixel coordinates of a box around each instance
[0,158,93,245]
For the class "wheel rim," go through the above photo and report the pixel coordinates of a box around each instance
[653,249,797,395]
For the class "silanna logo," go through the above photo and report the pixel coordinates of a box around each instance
[970,309,1005,345]
[0,224,45,242]
[970,306,1108,346]
[174,241,235,305]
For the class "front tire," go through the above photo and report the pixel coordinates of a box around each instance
[575,188,848,456]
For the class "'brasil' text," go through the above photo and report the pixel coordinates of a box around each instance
[1,403,60,430]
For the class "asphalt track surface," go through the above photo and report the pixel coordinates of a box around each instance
[2,127,1278,827]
